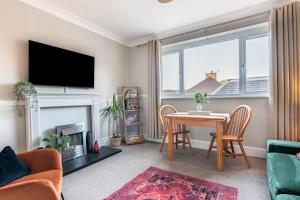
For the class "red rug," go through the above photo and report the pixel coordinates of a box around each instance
[104,167,238,200]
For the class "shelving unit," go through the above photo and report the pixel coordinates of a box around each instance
[121,87,144,145]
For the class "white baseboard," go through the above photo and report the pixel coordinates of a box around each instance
[99,137,111,146]
[190,139,266,158]
[146,136,266,158]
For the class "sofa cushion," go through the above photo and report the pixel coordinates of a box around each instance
[0,146,30,187]
[267,153,300,198]
[9,169,62,193]
[276,194,300,200]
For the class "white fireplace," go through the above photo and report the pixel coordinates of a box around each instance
[25,93,102,150]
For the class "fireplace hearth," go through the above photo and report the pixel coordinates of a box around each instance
[56,123,122,175]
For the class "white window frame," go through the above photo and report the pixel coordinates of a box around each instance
[160,24,270,99]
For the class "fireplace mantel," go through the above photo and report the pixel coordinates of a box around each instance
[25,93,102,150]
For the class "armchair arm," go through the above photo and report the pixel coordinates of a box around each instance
[267,140,300,155]
[17,148,62,174]
[0,179,60,200]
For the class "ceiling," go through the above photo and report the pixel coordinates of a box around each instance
[22,0,281,46]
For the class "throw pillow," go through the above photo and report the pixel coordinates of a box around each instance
[0,146,30,187]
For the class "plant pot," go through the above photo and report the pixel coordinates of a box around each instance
[196,103,203,111]
[111,137,122,147]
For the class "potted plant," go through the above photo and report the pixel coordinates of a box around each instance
[42,133,71,151]
[100,94,123,146]
[12,81,37,117]
[194,92,209,111]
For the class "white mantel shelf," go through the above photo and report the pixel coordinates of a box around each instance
[25,93,102,150]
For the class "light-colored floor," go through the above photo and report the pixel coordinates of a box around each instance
[62,142,269,200]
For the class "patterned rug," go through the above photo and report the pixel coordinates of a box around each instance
[104,167,238,200]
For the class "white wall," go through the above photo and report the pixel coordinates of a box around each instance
[0,0,129,152]
[128,45,149,133]
[128,45,270,151]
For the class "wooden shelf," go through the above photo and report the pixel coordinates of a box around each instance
[123,96,140,99]
[124,109,140,112]
[125,122,140,127]
[121,86,144,145]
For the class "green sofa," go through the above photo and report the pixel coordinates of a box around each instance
[267,140,300,200]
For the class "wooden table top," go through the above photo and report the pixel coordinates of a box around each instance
[165,112,228,121]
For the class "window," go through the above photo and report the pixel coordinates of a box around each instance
[245,36,270,94]
[184,39,240,96]
[160,24,270,98]
[161,53,180,96]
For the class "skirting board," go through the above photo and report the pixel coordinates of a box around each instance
[145,136,266,158]
[99,137,111,146]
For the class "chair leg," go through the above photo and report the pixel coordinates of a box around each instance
[238,141,251,168]
[207,136,215,158]
[159,133,167,152]
[61,193,65,200]
[175,134,178,149]
[185,134,194,154]
[182,133,186,149]
[230,141,235,158]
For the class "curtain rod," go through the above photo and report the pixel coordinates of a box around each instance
[136,11,270,48]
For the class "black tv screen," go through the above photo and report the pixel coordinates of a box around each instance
[29,40,95,88]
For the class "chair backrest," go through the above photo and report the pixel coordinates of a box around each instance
[159,105,179,132]
[225,105,252,139]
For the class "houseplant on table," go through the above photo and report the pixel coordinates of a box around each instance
[12,80,37,117]
[100,94,123,146]
[194,92,209,111]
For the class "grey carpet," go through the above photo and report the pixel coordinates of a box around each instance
[62,142,269,200]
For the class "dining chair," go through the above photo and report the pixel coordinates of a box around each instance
[159,105,193,152]
[207,105,252,168]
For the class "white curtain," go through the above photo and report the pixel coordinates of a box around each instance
[270,1,300,141]
[147,40,161,139]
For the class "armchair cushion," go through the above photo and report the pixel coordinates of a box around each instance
[9,169,62,193]
[267,140,300,155]
[267,152,300,197]
[0,146,30,187]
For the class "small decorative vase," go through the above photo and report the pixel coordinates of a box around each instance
[93,140,100,153]
[196,103,203,111]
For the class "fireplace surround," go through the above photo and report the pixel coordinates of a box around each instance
[25,93,122,175]
[25,93,101,150]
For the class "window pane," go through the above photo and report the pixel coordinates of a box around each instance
[161,53,180,96]
[245,36,270,94]
[184,39,239,96]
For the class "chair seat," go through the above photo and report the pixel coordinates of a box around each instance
[209,132,242,141]
[222,135,242,141]
[9,169,62,193]
[163,130,190,135]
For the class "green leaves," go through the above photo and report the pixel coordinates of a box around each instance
[12,81,37,117]
[42,133,71,151]
[13,81,37,98]
[100,94,123,120]
[194,92,210,104]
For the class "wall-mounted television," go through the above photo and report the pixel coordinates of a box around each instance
[29,40,95,88]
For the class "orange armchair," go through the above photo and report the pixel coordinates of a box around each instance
[0,148,63,200]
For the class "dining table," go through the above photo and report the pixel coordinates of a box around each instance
[164,112,229,172]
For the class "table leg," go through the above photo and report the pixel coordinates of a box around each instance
[167,119,174,160]
[216,121,223,171]
[182,125,186,149]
